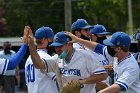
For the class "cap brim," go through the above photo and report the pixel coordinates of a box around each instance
[49,42,65,47]
[103,39,115,46]
[97,32,111,35]
[81,25,93,29]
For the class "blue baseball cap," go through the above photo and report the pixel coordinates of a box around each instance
[90,24,110,35]
[49,32,71,47]
[71,19,93,31]
[103,32,131,48]
[35,26,54,39]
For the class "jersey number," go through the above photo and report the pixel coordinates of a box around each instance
[26,64,35,82]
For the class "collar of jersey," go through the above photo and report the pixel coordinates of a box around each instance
[64,49,75,65]
[118,53,131,65]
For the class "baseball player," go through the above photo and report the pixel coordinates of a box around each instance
[0,41,17,93]
[25,26,58,93]
[71,20,110,90]
[71,19,92,50]
[0,26,28,75]
[66,31,140,93]
[27,29,107,93]
[90,24,112,90]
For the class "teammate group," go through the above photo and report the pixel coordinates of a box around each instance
[0,19,140,93]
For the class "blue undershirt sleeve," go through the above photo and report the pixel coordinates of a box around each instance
[118,83,127,91]
[94,44,105,55]
[7,44,27,70]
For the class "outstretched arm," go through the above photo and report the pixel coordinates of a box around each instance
[7,44,27,70]
[66,32,98,51]
[7,26,29,70]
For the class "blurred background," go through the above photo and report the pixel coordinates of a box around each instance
[0,0,140,93]
[0,0,140,36]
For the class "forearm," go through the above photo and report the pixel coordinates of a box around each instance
[98,84,121,93]
[29,44,46,69]
[78,38,97,51]
[96,82,109,90]
[80,73,107,84]
[66,32,97,50]
[7,44,27,70]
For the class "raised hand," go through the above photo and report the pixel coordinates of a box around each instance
[65,31,80,43]
[26,26,33,38]
[21,26,29,44]
[26,26,36,51]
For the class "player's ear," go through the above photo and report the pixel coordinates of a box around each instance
[75,31,81,36]
[48,38,53,42]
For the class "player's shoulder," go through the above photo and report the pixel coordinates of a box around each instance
[37,50,52,59]
[73,42,80,47]
[51,54,60,62]
[0,58,6,63]
[51,54,58,59]
[75,48,94,58]
[25,55,32,64]
[121,54,138,68]
[125,54,137,63]
[37,49,48,55]
[132,52,139,60]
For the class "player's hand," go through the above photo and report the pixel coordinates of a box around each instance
[27,26,36,51]
[27,26,33,37]
[21,26,29,45]
[27,27,35,46]
[65,31,80,43]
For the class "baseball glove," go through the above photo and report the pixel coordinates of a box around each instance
[60,80,80,93]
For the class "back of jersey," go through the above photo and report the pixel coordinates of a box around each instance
[25,49,58,93]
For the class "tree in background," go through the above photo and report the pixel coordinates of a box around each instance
[0,5,9,37]
[0,0,140,37]
[0,0,65,36]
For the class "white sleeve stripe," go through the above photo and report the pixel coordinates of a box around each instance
[42,58,48,72]
[2,59,8,75]
[94,70,106,74]
[115,81,128,90]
